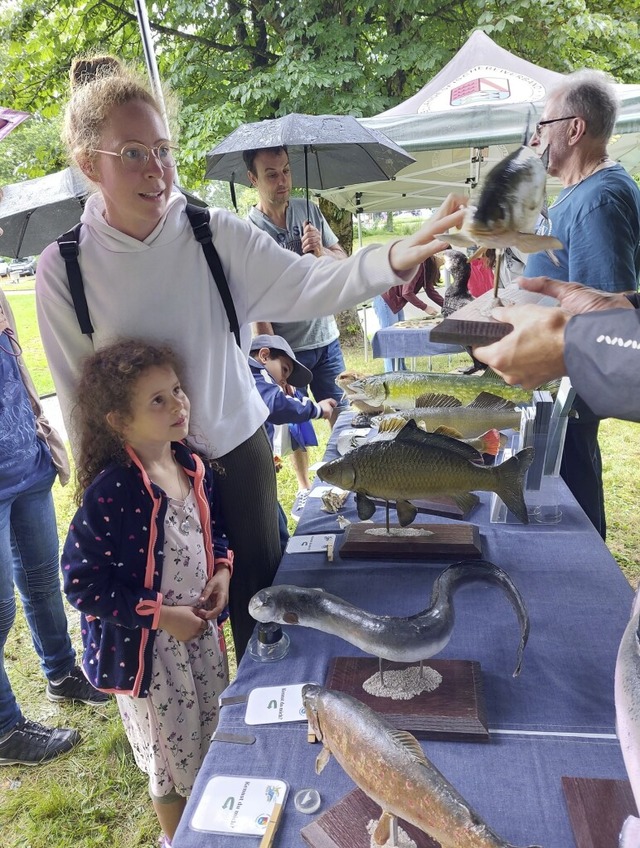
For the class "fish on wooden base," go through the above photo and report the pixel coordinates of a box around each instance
[249,559,529,672]
[318,419,534,525]
[302,685,542,848]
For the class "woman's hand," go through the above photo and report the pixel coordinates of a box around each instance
[388,194,468,273]
[158,605,209,641]
[195,569,231,621]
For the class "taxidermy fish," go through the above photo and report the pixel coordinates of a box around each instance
[614,588,640,847]
[337,423,503,459]
[373,392,522,439]
[347,369,553,410]
[335,370,384,415]
[302,685,542,848]
[317,420,534,524]
[249,559,529,673]
[439,146,562,254]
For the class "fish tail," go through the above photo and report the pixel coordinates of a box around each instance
[431,560,530,676]
[493,447,535,524]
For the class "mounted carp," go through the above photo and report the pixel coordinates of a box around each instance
[249,560,529,674]
[347,369,551,410]
[614,588,640,847]
[372,393,522,439]
[302,685,542,848]
[440,146,561,255]
[317,420,534,525]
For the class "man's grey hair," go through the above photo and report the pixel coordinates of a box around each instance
[552,70,619,142]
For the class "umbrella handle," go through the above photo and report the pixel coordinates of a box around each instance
[303,146,322,258]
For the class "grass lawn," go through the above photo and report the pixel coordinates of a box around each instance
[0,277,638,846]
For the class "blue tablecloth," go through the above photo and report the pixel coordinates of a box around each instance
[372,325,465,359]
[174,413,632,848]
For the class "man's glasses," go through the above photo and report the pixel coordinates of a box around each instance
[534,116,579,136]
[90,142,177,171]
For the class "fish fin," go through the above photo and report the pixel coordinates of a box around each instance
[414,392,462,409]
[373,811,393,846]
[474,428,501,457]
[356,492,377,521]
[466,392,518,411]
[396,499,418,527]
[315,745,331,775]
[283,612,299,624]
[512,232,563,252]
[396,419,484,463]
[438,231,476,248]
[388,729,428,763]
[452,492,480,515]
[494,447,535,524]
[433,425,464,439]
[376,416,406,435]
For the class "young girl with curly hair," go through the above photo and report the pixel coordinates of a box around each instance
[62,339,233,846]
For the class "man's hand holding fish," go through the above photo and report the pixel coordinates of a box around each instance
[388,194,468,273]
[473,276,637,389]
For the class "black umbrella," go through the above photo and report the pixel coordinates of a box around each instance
[0,167,206,258]
[205,113,415,216]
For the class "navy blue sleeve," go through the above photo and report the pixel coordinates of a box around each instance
[254,369,321,424]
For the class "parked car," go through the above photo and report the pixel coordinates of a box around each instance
[0,259,8,277]
[7,257,37,278]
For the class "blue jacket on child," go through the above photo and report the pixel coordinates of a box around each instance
[62,441,231,697]
[249,356,322,448]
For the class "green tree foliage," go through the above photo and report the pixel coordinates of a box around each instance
[1,0,638,191]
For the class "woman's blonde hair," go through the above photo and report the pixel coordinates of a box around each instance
[63,55,176,166]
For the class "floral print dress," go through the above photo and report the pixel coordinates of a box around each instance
[116,487,228,798]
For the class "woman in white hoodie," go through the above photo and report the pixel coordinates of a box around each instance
[35,56,465,660]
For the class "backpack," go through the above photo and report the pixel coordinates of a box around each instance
[56,203,241,346]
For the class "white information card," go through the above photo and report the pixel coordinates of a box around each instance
[190,775,288,835]
[244,683,312,726]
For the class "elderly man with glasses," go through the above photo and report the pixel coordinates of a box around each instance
[521,70,640,541]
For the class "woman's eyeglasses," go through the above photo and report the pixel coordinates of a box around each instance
[90,142,177,171]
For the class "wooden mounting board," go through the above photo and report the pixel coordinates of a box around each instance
[430,286,556,347]
[301,787,438,848]
[325,657,488,741]
[339,522,482,560]
[562,776,638,848]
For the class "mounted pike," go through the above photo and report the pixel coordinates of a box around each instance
[347,369,555,410]
[614,588,640,847]
[438,146,561,256]
[250,559,529,677]
[303,684,542,848]
[317,420,534,525]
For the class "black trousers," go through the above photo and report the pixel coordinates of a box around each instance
[560,401,606,540]
[213,426,283,661]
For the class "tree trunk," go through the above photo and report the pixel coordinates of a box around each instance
[318,197,363,345]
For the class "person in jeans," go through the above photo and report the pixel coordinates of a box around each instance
[0,282,107,767]
[244,145,349,521]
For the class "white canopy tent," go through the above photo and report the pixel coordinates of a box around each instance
[320,31,640,213]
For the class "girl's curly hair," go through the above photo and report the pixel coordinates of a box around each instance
[73,339,184,502]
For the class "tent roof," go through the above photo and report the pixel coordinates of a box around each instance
[320,32,640,213]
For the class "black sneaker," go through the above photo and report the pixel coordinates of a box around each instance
[46,666,109,706]
[0,719,80,766]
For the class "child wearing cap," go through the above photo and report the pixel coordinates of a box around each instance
[249,335,336,534]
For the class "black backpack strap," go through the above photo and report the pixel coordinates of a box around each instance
[185,203,241,347]
[57,223,94,337]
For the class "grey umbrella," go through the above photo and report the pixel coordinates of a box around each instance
[0,167,206,258]
[205,113,415,214]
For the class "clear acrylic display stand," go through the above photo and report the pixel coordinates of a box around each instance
[490,378,575,525]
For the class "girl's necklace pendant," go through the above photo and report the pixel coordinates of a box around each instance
[179,515,190,534]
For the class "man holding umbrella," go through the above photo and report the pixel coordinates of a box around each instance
[245,145,348,521]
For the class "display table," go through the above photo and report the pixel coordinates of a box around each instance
[174,413,632,848]
[372,324,466,369]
